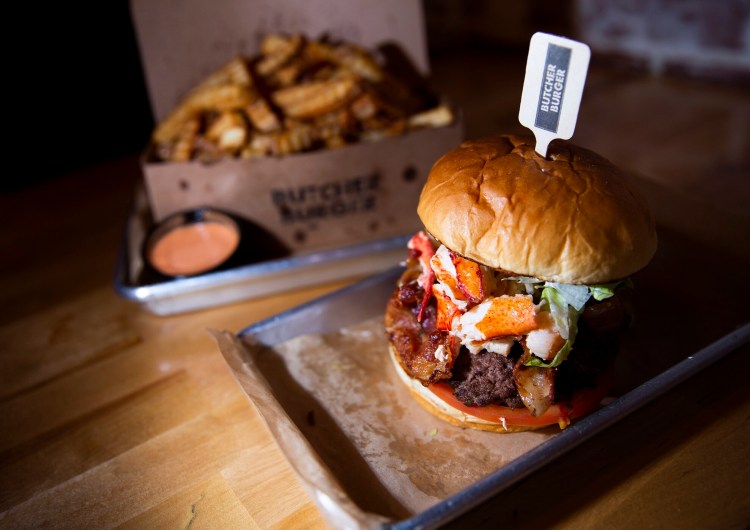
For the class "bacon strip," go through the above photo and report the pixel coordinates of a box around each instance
[385,278,456,384]
[513,349,555,417]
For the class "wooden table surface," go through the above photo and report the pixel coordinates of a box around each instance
[1,54,749,529]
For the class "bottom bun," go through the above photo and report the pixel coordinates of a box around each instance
[388,344,613,432]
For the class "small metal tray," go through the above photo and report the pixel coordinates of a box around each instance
[236,266,750,529]
[113,188,410,315]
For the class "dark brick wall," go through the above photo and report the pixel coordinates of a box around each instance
[424,0,750,83]
[573,0,750,82]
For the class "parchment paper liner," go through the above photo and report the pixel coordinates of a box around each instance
[211,318,561,529]
[209,173,750,529]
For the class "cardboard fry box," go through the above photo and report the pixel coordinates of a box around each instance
[131,0,464,254]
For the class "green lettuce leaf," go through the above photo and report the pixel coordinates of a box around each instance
[589,278,634,301]
[540,285,567,337]
[547,282,591,311]
[525,302,580,368]
[528,285,584,367]
[518,277,633,368]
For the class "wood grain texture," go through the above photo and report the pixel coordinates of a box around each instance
[1,54,748,529]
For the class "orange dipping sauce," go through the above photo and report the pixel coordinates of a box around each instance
[148,219,240,277]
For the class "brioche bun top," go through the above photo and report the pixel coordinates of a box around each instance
[417,134,657,284]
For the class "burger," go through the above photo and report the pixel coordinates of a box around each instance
[385,134,657,432]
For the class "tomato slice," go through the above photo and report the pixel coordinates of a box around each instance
[428,368,614,428]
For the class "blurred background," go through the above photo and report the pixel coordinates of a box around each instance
[6,0,748,192]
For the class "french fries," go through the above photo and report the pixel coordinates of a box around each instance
[150,33,454,162]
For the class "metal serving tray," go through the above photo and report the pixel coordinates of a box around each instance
[113,189,410,315]
[236,266,750,529]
